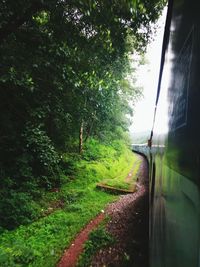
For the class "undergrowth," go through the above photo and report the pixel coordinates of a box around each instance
[0,139,140,267]
[77,220,115,267]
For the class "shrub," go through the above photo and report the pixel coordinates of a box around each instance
[83,138,116,162]
[60,153,80,176]
[0,191,40,229]
[22,124,61,189]
[0,240,37,266]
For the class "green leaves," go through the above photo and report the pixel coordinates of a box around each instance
[0,191,40,229]
[33,11,50,26]
[22,124,60,188]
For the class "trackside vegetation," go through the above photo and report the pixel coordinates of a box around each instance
[0,140,137,267]
[77,220,116,267]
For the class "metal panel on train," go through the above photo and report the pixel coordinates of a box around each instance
[150,0,200,266]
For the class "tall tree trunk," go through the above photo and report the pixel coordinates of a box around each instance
[84,111,96,143]
[79,120,84,154]
[84,120,94,143]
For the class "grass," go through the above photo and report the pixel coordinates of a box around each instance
[77,219,115,267]
[100,152,142,190]
[0,140,141,267]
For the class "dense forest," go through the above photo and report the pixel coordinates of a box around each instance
[0,0,165,265]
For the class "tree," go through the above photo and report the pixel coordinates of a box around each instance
[0,0,166,225]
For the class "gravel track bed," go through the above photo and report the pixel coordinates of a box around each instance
[90,154,149,267]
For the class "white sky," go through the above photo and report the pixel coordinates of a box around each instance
[129,9,167,134]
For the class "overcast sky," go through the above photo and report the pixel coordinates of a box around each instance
[129,9,167,134]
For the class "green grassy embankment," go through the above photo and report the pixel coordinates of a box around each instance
[0,140,140,267]
[99,154,141,191]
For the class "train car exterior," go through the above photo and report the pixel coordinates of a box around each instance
[147,0,200,266]
[132,143,149,155]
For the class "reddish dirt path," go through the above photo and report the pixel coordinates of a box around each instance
[57,153,148,267]
[57,213,105,267]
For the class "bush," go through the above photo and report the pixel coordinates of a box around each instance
[0,191,40,229]
[22,124,61,189]
[0,240,37,266]
[83,138,116,161]
[60,153,80,176]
